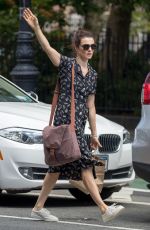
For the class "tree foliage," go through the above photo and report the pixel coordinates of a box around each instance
[0,1,18,34]
[0,0,150,114]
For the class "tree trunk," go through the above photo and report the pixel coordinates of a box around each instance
[102,2,133,79]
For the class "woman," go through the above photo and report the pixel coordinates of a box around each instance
[23,8,124,223]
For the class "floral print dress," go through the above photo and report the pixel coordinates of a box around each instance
[48,55,100,180]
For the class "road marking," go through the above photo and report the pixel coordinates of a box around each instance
[0,214,33,221]
[0,214,144,230]
[59,220,144,230]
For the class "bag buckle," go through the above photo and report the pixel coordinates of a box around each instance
[49,144,56,160]
[50,144,56,152]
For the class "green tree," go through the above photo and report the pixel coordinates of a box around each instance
[0,1,18,77]
[102,0,150,79]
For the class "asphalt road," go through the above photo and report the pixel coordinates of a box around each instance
[0,187,150,230]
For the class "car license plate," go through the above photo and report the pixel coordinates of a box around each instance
[92,150,108,171]
[97,155,108,171]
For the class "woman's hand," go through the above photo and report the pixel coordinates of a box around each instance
[90,136,102,150]
[23,8,39,31]
[23,8,61,67]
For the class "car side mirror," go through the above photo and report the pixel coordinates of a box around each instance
[28,91,38,101]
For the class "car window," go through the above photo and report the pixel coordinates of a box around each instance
[0,77,36,103]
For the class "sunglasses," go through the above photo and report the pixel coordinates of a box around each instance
[80,44,97,51]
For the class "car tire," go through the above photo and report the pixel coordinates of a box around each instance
[69,188,91,201]
[69,187,120,201]
[100,188,116,200]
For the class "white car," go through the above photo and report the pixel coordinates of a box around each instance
[0,75,135,200]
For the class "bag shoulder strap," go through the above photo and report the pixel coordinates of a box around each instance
[49,80,59,126]
[49,63,75,131]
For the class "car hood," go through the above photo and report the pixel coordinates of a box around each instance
[0,102,123,134]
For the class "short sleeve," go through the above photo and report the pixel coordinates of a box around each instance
[58,55,73,70]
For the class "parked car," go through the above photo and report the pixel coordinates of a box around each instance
[0,75,135,200]
[132,72,150,184]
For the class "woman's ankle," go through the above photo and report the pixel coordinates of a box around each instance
[33,205,43,211]
[99,204,108,214]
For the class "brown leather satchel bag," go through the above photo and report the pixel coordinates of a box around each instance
[43,64,81,166]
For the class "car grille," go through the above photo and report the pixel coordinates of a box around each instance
[84,134,121,153]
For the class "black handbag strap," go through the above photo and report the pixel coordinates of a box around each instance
[49,63,75,131]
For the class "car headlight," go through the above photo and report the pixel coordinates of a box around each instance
[123,129,131,144]
[0,128,43,144]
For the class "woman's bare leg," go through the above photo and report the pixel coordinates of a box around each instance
[81,168,108,214]
[34,172,60,210]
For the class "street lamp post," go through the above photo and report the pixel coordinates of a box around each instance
[10,0,39,92]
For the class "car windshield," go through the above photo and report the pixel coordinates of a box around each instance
[0,76,35,103]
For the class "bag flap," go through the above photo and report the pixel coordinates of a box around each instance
[43,125,68,148]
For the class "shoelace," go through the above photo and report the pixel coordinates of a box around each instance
[42,208,51,215]
[104,203,118,215]
[108,203,118,213]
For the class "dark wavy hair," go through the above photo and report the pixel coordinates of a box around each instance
[72,29,94,49]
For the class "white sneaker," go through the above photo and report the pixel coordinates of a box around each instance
[102,204,125,222]
[31,208,59,222]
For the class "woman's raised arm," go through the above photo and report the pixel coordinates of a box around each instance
[23,8,61,67]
